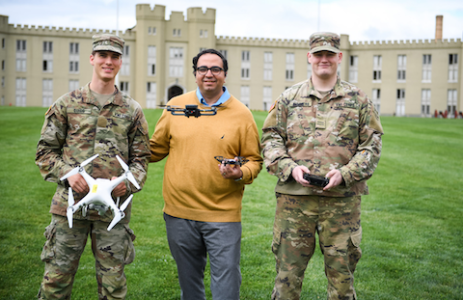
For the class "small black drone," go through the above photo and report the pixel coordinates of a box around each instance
[214,156,249,166]
[162,105,217,118]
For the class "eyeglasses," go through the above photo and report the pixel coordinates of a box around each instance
[196,66,223,75]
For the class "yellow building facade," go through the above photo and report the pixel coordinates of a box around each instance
[0,5,461,117]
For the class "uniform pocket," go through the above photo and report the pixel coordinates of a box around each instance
[123,224,136,265]
[40,221,57,263]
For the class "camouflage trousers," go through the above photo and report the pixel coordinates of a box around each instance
[37,214,136,300]
[271,193,362,300]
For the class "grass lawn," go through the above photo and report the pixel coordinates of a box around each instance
[0,106,462,299]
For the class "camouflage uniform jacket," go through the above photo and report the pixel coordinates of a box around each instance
[36,83,150,223]
[261,78,383,197]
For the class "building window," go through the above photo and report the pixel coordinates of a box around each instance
[285,53,295,81]
[42,79,53,107]
[373,55,382,82]
[148,27,157,35]
[15,78,26,107]
[447,89,457,118]
[397,55,406,82]
[422,54,432,82]
[219,50,228,59]
[2,38,4,48]
[2,76,4,87]
[372,89,381,114]
[263,86,272,111]
[69,80,79,92]
[421,89,431,117]
[264,52,272,81]
[148,46,156,76]
[69,42,79,73]
[121,45,130,76]
[240,85,250,107]
[241,51,250,79]
[200,30,208,38]
[146,82,157,108]
[396,89,405,117]
[16,40,26,72]
[449,54,458,82]
[120,81,129,94]
[349,56,358,83]
[43,41,53,72]
[173,29,181,37]
[169,47,183,77]
[1,60,4,71]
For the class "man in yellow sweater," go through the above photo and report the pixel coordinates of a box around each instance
[149,49,262,300]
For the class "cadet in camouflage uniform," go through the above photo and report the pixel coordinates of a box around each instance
[35,34,150,300]
[261,32,383,300]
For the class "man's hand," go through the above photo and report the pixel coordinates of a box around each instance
[67,173,89,194]
[218,157,243,180]
[292,165,312,187]
[111,177,127,197]
[323,169,343,190]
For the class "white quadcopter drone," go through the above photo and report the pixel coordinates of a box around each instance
[60,154,140,231]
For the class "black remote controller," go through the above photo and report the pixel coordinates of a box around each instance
[302,173,329,187]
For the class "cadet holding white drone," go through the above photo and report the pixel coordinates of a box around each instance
[35,34,150,300]
[149,49,262,300]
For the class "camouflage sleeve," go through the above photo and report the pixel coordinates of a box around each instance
[339,96,384,187]
[127,107,151,193]
[261,98,298,182]
[35,103,74,183]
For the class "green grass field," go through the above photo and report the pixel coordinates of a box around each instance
[0,106,462,299]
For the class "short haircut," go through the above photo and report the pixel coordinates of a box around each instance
[192,49,228,76]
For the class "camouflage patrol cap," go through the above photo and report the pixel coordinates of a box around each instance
[309,32,341,54]
[92,34,124,55]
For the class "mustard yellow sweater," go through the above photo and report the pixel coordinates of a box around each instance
[150,91,263,222]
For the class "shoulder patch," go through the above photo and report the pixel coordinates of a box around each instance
[268,100,277,113]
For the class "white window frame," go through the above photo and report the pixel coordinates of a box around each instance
[42,79,53,107]
[372,89,381,114]
[146,82,157,108]
[240,85,250,107]
[449,54,458,82]
[285,53,295,81]
[263,86,272,111]
[397,55,406,82]
[396,89,406,117]
[264,52,272,81]
[169,47,184,77]
[447,89,457,118]
[421,89,431,117]
[15,78,26,107]
[148,46,156,76]
[373,55,382,82]
[349,56,358,83]
[422,54,432,82]
[241,51,250,80]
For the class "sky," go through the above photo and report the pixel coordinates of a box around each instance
[1,0,462,42]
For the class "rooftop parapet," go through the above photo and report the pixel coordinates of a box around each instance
[6,23,135,40]
[216,35,310,48]
[187,7,216,23]
[350,37,462,49]
[136,4,166,21]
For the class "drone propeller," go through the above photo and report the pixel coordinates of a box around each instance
[107,213,122,231]
[81,154,99,167]
[116,156,141,190]
[120,195,133,212]
[60,154,99,181]
[67,187,74,228]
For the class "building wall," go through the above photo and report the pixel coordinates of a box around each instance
[0,6,461,117]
